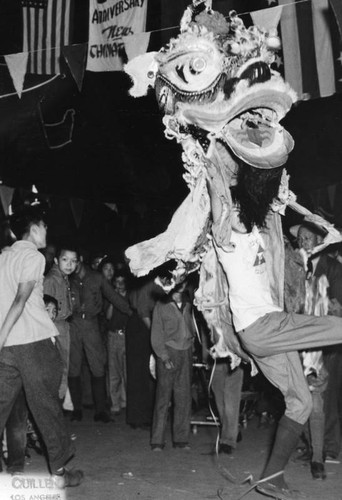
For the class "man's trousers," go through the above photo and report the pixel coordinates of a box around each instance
[0,338,73,474]
[151,347,192,446]
[239,311,342,424]
[211,362,243,448]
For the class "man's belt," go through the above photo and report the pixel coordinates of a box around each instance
[72,312,97,321]
[109,329,125,335]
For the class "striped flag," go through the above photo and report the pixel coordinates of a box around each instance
[329,0,342,37]
[278,0,342,100]
[21,0,74,75]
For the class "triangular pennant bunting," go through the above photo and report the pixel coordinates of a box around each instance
[123,32,151,61]
[63,44,88,91]
[327,183,337,209]
[4,53,28,98]
[250,5,283,31]
[105,203,118,213]
[0,186,15,216]
[69,198,84,228]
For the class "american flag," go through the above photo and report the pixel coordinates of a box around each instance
[249,0,342,100]
[277,0,342,100]
[21,0,74,75]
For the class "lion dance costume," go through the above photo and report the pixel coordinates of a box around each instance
[124,3,342,498]
[125,0,339,358]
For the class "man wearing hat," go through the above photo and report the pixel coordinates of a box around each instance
[292,222,342,470]
[291,223,342,302]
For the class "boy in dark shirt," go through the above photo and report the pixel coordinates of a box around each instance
[44,246,78,400]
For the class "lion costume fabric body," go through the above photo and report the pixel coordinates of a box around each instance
[124,1,341,364]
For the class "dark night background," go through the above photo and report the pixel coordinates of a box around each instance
[0,0,342,256]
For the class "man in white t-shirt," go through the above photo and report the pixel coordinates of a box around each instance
[214,204,342,500]
[0,206,83,486]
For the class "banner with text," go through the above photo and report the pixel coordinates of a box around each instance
[87,0,148,72]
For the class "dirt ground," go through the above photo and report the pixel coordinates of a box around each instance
[2,407,342,500]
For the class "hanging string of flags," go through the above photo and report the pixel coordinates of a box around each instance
[0,74,59,100]
[0,0,341,101]
[0,182,119,229]
[2,178,342,230]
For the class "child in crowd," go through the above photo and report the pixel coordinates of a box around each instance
[44,245,78,400]
[43,294,73,411]
[44,294,58,321]
[150,281,195,451]
[90,250,107,271]
[100,257,115,283]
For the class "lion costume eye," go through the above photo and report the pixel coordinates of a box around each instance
[190,57,206,73]
[174,56,209,83]
[157,37,223,94]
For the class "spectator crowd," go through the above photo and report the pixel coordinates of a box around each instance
[1,205,342,496]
